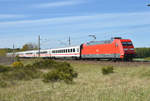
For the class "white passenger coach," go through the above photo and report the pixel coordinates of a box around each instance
[8,46,81,59]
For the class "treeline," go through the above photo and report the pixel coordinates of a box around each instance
[0,43,38,56]
[0,48,19,56]
[135,48,150,58]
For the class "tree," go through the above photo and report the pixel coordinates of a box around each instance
[21,43,38,51]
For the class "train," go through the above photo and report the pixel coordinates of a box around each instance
[7,37,136,61]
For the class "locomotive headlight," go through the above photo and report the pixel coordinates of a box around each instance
[130,48,134,50]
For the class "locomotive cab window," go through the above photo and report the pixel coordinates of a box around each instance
[122,42,133,46]
[127,42,133,46]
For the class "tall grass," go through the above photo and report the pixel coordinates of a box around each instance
[0,60,150,101]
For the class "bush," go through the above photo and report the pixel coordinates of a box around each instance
[32,59,57,69]
[43,62,78,83]
[1,65,42,81]
[0,63,41,82]
[15,55,20,62]
[12,61,24,68]
[101,66,114,75]
[0,65,11,73]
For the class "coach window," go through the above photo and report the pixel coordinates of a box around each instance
[73,48,75,52]
[26,53,32,55]
[77,48,79,52]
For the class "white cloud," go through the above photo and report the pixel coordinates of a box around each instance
[0,11,150,29]
[1,11,150,48]
[0,14,26,19]
[32,0,86,8]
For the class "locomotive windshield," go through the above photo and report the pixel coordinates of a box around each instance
[122,42,133,46]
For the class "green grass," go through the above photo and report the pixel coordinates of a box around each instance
[1,60,150,101]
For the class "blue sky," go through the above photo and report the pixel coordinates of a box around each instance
[0,0,150,49]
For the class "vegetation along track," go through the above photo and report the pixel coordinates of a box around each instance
[56,59,150,67]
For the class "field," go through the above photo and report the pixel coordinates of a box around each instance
[0,59,150,101]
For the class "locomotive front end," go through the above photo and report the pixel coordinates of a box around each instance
[121,39,136,60]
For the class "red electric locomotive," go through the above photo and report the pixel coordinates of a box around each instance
[80,37,135,61]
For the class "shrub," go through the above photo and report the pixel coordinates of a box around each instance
[32,59,57,69]
[0,65,11,73]
[15,55,20,62]
[43,70,60,82]
[101,66,114,75]
[43,62,78,83]
[1,65,41,81]
[0,63,41,81]
[12,61,24,68]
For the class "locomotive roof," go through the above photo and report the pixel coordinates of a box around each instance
[86,38,131,46]
[86,40,113,46]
